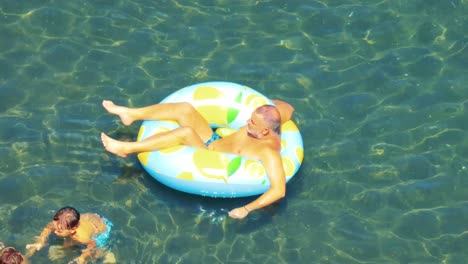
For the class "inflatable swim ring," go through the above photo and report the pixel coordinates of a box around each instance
[136,82,304,198]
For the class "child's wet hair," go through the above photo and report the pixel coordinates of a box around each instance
[53,206,80,230]
[0,247,24,264]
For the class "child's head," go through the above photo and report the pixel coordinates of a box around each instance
[53,206,80,236]
[0,247,25,264]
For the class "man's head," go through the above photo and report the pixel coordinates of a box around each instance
[52,206,80,237]
[247,105,281,139]
[0,247,25,264]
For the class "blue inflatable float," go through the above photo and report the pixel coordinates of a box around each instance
[136,82,303,198]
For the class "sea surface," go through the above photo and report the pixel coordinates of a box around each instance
[1,0,467,263]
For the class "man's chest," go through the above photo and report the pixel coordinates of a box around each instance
[210,133,261,159]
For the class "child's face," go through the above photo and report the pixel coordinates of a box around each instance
[53,221,75,237]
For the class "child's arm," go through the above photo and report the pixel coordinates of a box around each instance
[25,222,54,255]
[70,241,97,264]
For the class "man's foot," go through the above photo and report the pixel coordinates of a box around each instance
[101,133,129,158]
[102,100,134,126]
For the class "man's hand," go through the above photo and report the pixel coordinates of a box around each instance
[228,207,249,219]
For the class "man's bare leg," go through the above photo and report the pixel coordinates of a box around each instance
[102,100,134,126]
[102,100,213,141]
[101,126,207,158]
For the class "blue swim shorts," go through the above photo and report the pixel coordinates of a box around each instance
[92,218,113,248]
[205,131,221,146]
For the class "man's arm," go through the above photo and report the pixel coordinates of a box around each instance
[228,149,286,219]
[271,99,294,124]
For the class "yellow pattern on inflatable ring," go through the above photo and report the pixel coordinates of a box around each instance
[193,86,227,125]
[193,86,223,100]
[244,160,265,179]
[280,139,287,152]
[282,156,296,178]
[193,149,230,182]
[296,146,304,163]
[281,120,299,132]
[245,93,269,108]
[176,171,194,181]
[137,126,150,166]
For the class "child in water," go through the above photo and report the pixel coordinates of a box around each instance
[26,206,115,264]
[0,242,27,264]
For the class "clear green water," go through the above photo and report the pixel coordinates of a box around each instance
[1,0,467,263]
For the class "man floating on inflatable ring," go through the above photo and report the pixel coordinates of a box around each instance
[101,98,294,220]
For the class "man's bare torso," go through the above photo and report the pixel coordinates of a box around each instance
[207,126,280,160]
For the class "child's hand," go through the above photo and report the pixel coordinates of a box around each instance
[48,245,67,261]
[0,241,5,250]
[68,256,85,264]
[26,242,44,251]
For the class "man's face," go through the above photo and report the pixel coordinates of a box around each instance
[247,112,268,139]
